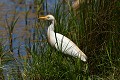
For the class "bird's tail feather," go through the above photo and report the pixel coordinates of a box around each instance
[81,55,87,62]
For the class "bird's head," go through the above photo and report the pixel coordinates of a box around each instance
[39,15,55,21]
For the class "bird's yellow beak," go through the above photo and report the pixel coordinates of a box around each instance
[38,16,47,20]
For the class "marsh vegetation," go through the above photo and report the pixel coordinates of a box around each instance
[0,0,120,80]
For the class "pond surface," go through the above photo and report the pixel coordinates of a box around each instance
[0,0,57,79]
[0,0,57,57]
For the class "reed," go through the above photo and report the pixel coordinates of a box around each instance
[22,0,120,79]
[1,0,120,79]
[5,11,19,53]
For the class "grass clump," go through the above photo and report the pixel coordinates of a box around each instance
[1,0,120,80]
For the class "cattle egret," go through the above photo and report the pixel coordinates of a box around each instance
[39,15,87,62]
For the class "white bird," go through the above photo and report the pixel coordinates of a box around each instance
[39,15,87,62]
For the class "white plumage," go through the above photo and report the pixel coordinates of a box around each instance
[39,15,87,62]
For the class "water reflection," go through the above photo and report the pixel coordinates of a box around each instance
[0,0,58,57]
[0,0,37,56]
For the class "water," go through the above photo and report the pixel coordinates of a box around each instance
[0,0,58,56]
[0,0,33,56]
[0,0,57,79]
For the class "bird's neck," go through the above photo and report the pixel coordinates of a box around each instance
[47,20,55,42]
[48,20,55,31]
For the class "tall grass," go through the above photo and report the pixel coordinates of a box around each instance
[22,0,120,79]
[1,0,120,79]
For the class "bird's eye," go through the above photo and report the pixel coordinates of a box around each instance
[47,17,50,19]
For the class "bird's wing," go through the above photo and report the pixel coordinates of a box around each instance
[54,33,87,61]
